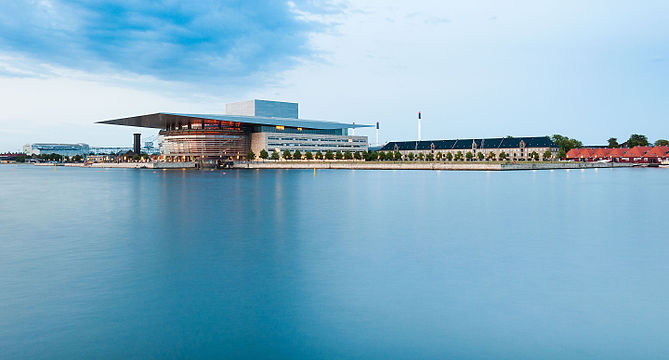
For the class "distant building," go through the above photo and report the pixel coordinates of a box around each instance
[23,143,90,157]
[380,136,558,160]
[98,99,370,161]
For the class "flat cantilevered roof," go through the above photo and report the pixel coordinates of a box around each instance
[97,113,372,130]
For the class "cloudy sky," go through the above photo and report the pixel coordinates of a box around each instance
[0,0,667,151]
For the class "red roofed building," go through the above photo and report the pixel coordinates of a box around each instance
[608,148,627,161]
[642,146,669,163]
[592,148,612,160]
[565,148,582,160]
[621,146,651,162]
[577,148,596,161]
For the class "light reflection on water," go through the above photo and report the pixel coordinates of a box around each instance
[0,165,668,359]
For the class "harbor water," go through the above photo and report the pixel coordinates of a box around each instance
[1,165,668,359]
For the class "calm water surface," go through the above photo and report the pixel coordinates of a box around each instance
[1,165,668,359]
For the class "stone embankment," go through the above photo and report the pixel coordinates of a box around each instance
[233,161,635,171]
[88,162,196,169]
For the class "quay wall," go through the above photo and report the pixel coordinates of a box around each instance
[232,161,634,171]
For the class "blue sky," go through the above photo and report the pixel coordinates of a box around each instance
[0,0,667,150]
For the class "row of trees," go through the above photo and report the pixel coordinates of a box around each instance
[247,149,552,162]
[607,135,669,148]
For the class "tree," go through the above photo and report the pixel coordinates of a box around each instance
[271,150,280,160]
[394,150,402,161]
[305,151,313,160]
[543,149,552,161]
[418,153,425,161]
[465,152,473,161]
[499,152,508,161]
[552,134,582,159]
[246,150,256,160]
[455,151,463,161]
[530,151,539,161]
[367,151,378,161]
[445,152,453,161]
[627,134,649,147]
[325,150,334,160]
[436,152,443,161]
[378,151,386,161]
[259,149,269,160]
[293,149,302,160]
[344,150,353,160]
[354,151,362,160]
[654,139,669,147]
[426,153,434,161]
[487,152,496,161]
[315,150,324,160]
[282,149,292,160]
[408,152,415,161]
[607,137,619,148]
[334,150,343,160]
[133,154,140,161]
[477,152,484,161]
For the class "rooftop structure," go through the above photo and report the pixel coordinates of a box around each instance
[98,100,371,161]
[566,146,669,163]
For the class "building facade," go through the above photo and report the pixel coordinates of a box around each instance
[23,143,90,157]
[380,137,558,161]
[99,100,370,161]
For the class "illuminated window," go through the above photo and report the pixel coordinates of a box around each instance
[276,125,285,130]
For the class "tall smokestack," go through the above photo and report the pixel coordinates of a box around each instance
[351,122,355,136]
[133,133,141,154]
[418,112,422,141]
[376,121,380,146]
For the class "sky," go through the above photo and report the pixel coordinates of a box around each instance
[0,0,668,151]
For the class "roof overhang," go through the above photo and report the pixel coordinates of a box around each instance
[97,113,372,130]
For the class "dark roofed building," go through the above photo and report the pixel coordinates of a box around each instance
[380,136,558,161]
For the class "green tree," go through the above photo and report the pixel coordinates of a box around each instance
[530,151,539,161]
[271,150,280,160]
[477,152,484,161]
[407,152,415,161]
[325,150,334,160]
[436,152,443,161]
[246,150,256,160]
[133,154,140,161]
[378,151,386,161]
[607,137,619,148]
[445,152,453,161]
[454,151,463,161]
[627,134,649,147]
[282,149,292,160]
[426,153,434,161]
[487,152,496,161]
[654,139,669,147]
[465,152,473,161]
[305,151,313,160]
[335,150,343,160]
[293,149,302,160]
[394,150,402,161]
[259,149,269,160]
[552,134,583,159]
[418,153,425,161]
[367,151,379,161]
[543,149,552,161]
[354,151,362,160]
[499,152,508,161]
[344,150,353,160]
[315,150,324,160]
